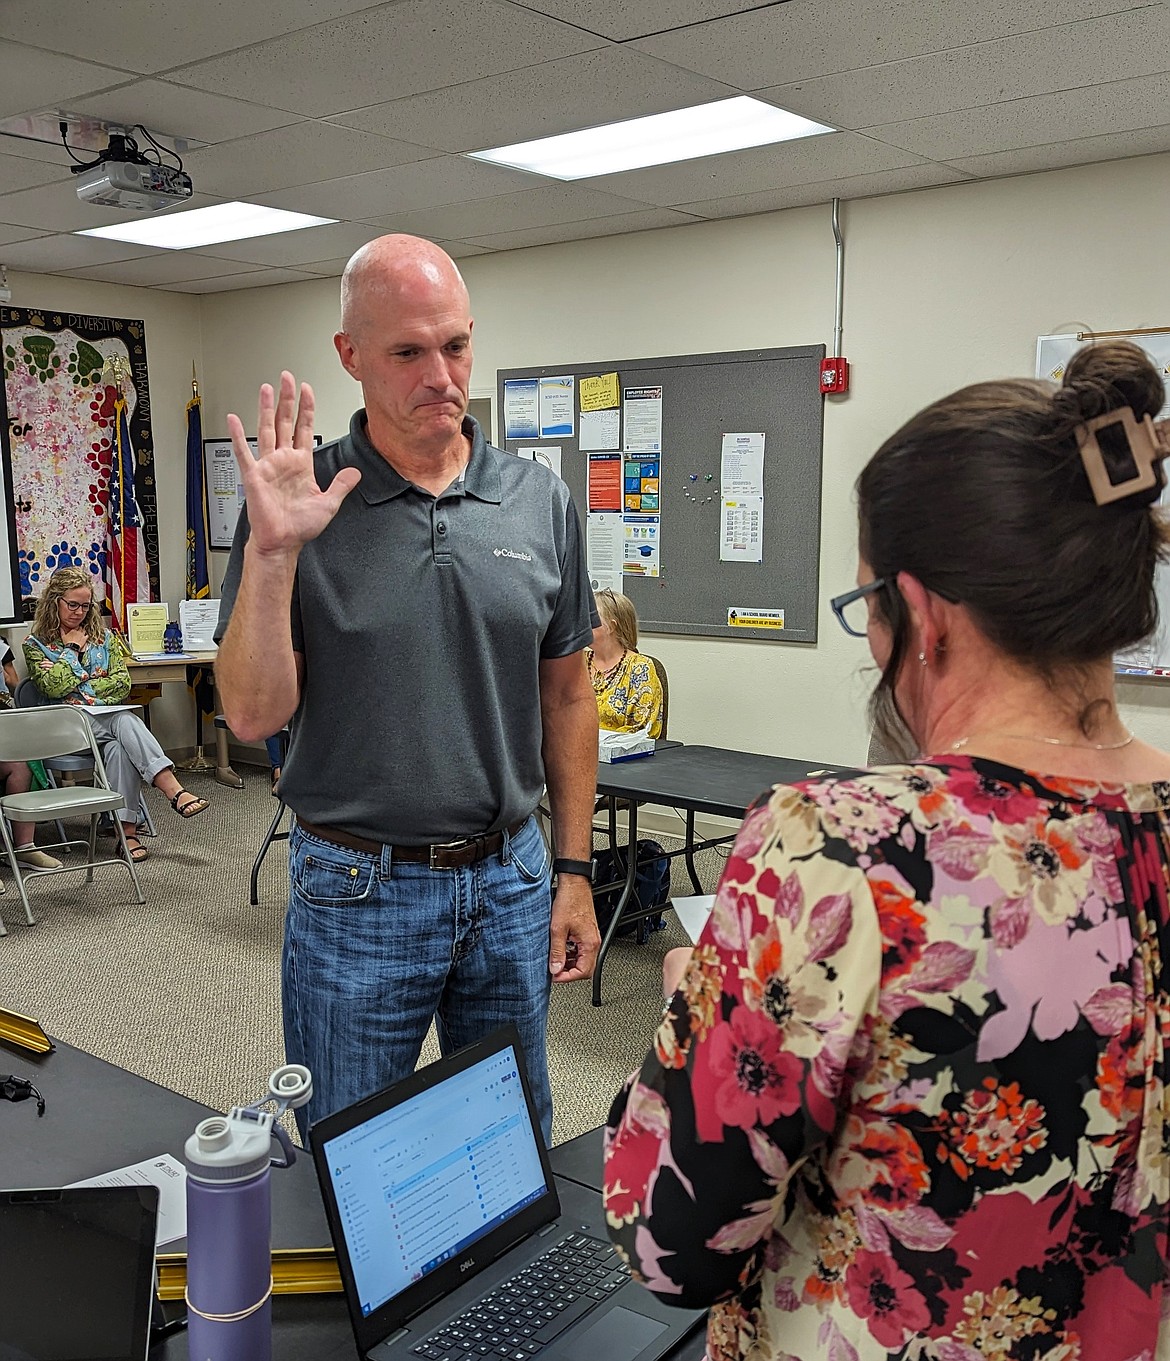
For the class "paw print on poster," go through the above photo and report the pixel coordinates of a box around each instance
[44,541,82,571]
[18,550,41,598]
[87,544,107,576]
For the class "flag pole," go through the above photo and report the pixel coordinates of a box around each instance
[178,361,215,773]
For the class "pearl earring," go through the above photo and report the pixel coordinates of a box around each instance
[918,651,927,666]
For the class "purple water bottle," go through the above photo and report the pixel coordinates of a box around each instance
[184,1064,312,1361]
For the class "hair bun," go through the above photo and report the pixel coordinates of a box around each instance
[1060,338,1164,424]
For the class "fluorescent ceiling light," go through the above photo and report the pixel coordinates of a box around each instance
[78,202,337,249]
[468,97,835,180]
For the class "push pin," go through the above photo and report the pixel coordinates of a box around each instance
[689,473,698,482]
[705,474,713,482]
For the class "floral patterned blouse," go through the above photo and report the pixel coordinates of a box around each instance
[590,648,663,739]
[604,758,1170,1361]
[23,629,131,706]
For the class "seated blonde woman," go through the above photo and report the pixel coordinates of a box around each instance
[587,589,663,738]
[23,567,209,862]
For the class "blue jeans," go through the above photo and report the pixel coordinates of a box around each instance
[283,815,553,1144]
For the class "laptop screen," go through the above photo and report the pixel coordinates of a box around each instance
[0,1186,158,1361]
[320,1038,550,1319]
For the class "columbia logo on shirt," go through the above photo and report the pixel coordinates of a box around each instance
[494,548,532,562]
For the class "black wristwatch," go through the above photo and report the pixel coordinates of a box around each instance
[553,857,594,880]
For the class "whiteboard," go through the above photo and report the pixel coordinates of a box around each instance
[1036,331,1170,678]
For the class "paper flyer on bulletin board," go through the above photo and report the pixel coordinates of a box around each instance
[579,372,620,412]
[517,446,563,479]
[503,377,539,439]
[588,453,622,512]
[538,375,575,437]
[622,515,660,576]
[587,513,624,595]
[623,386,663,453]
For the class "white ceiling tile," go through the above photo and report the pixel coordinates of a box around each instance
[866,71,1170,161]
[182,123,437,200]
[457,206,701,250]
[0,233,158,270]
[0,153,64,197]
[506,0,785,42]
[372,184,666,240]
[156,267,323,293]
[187,223,389,267]
[333,47,738,153]
[949,125,1170,179]
[580,132,923,206]
[761,7,1170,130]
[0,42,126,120]
[68,80,300,146]
[0,225,47,249]
[62,253,263,286]
[436,240,495,259]
[629,0,1141,91]
[257,156,541,220]
[168,0,606,119]
[1,0,410,74]
[0,133,74,167]
[678,163,973,218]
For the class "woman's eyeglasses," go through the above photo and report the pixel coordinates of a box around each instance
[60,600,89,612]
[830,579,886,637]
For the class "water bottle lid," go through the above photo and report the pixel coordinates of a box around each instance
[185,1111,274,1182]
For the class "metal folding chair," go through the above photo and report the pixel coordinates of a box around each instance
[0,705,144,934]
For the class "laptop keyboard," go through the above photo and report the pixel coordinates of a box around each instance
[410,1233,629,1361]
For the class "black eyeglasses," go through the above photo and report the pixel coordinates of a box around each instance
[60,600,89,612]
[830,579,886,637]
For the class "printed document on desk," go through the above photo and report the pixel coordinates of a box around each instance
[178,598,220,651]
[69,1153,187,1247]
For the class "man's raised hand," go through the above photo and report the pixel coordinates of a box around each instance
[227,371,361,556]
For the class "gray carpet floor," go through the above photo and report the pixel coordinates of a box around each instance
[1,765,727,1146]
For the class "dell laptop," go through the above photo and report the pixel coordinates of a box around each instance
[0,1184,159,1361]
[312,1026,702,1361]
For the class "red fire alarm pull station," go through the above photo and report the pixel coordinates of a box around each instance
[820,356,850,394]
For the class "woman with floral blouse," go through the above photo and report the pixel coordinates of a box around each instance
[25,566,210,861]
[604,340,1170,1361]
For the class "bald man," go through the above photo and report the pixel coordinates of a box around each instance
[216,235,599,1140]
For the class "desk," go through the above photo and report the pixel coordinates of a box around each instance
[0,1037,705,1360]
[127,653,242,789]
[591,744,854,1004]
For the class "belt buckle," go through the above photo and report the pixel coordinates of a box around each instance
[429,836,472,869]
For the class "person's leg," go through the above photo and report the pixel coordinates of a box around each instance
[283,824,459,1142]
[0,759,61,868]
[264,734,283,792]
[88,712,143,838]
[437,815,554,1143]
[100,713,208,817]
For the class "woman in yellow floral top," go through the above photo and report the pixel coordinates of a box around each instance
[605,341,1170,1360]
[588,589,662,738]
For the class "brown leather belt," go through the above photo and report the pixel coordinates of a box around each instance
[296,816,528,869]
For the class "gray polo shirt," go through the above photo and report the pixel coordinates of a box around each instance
[217,412,594,844]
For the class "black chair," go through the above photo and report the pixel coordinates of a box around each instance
[219,717,291,905]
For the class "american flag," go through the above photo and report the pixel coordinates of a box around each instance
[107,393,150,634]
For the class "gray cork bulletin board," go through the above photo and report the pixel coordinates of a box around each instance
[496,344,825,642]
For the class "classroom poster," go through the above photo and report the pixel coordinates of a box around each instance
[538,375,575,437]
[586,512,623,595]
[516,445,563,479]
[622,515,660,576]
[503,377,539,439]
[623,386,663,453]
[623,457,660,513]
[588,453,622,512]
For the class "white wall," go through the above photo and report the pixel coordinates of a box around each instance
[4,271,204,749]
[199,149,1170,766]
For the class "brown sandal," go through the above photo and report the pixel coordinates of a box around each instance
[170,790,209,818]
[123,835,149,862]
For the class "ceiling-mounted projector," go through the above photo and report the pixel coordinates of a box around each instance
[70,128,193,213]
